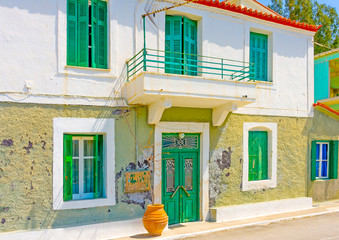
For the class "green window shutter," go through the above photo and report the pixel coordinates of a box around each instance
[183,17,197,76]
[250,32,268,81]
[63,134,73,201]
[77,0,89,67]
[93,135,103,198]
[311,141,317,181]
[96,0,108,69]
[67,0,78,66]
[91,0,98,68]
[329,140,338,179]
[249,131,268,181]
[165,15,183,74]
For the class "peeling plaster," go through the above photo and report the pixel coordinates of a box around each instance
[23,141,33,154]
[210,148,229,207]
[216,147,233,171]
[1,139,13,147]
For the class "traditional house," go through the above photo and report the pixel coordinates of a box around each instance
[0,0,324,239]
[308,49,339,201]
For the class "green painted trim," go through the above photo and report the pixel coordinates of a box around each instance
[315,51,339,63]
[250,32,268,82]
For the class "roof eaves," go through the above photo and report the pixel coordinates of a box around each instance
[314,48,339,59]
[194,0,321,32]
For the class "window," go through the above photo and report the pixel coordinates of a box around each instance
[53,118,115,210]
[248,131,268,181]
[250,32,268,81]
[165,15,197,76]
[311,140,338,180]
[63,135,103,201]
[242,123,277,191]
[67,0,108,69]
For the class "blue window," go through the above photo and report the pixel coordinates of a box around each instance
[311,140,338,180]
[315,142,329,178]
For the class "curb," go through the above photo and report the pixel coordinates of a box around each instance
[158,209,339,240]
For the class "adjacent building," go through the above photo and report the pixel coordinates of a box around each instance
[308,49,339,201]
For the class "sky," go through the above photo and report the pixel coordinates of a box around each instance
[258,0,339,12]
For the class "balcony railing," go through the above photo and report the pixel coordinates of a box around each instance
[126,48,254,82]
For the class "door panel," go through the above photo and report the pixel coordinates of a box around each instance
[180,152,199,223]
[162,134,200,224]
[162,153,180,224]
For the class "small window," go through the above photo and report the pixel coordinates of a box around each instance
[63,134,104,201]
[311,141,338,180]
[67,0,108,69]
[248,131,268,181]
[250,32,268,81]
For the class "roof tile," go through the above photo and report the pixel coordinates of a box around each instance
[194,0,321,32]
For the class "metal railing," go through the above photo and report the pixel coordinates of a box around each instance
[126,48,254,82]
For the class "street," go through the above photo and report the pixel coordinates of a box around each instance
[183,212,339,240]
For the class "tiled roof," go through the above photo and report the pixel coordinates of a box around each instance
[194,0,321,32]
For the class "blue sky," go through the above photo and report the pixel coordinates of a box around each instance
[258,0,339,12]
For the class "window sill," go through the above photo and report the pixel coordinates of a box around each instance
[242,179,277,191]
[314,178,331,181]
[54,197,115,210]
[65,65,111,72]
[255,80,276,90]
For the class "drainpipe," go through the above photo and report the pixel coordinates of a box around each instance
[134,0,144,55]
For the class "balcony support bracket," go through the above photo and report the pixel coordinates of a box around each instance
[148,99,172,124]
[212,103,238,127]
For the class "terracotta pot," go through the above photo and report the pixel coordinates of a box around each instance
[143,204,168,236]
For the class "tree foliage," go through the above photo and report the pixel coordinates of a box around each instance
[268,0,339,54]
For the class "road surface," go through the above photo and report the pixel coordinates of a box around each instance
[182,212,339,240]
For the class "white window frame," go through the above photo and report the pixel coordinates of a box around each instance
[53,118,115,210]
[242,122,277,191]
[316,142,329,179]
[72,136,95,200]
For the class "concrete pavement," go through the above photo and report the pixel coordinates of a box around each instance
[116,200,339,240]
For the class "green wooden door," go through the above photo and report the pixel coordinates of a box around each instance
[248,131,268,181]
[162,133,200,225]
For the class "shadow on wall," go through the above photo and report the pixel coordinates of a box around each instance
[0,0,57,15]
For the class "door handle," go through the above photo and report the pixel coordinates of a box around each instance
[181,186,190,197]
[170,186,180,198]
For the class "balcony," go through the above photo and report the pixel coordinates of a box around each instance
[122,48,258,126]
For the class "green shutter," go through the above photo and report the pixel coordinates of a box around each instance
[93,135,103,198]
[91,0,98,68]
[78,0,89,67]
[67,0,78,66]
[96,0,108,69]
[165,15,183,74]
[250,32,268,81]
[249,131,268,181]
[311,141,317,181]
[329,140,338,179]
[183,17,197,76]
[63,135,73,201]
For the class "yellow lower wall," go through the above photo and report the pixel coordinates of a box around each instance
[0,103,153,232]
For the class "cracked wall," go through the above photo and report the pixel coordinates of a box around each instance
[0,103,153,233]
[162,107,312,208]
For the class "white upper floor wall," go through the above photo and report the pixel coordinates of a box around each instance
[0,0,315,117]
